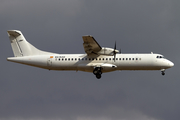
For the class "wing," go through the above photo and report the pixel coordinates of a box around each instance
[82,36,102,55]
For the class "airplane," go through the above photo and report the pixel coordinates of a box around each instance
[7,30,174,79]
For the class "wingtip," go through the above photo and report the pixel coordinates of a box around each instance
[82,35,93,37]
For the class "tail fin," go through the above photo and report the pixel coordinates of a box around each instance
[7,30,50,57]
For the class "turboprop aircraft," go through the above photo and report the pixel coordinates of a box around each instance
[7,30,174,79]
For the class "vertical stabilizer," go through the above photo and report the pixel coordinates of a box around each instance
[7,30,51,57]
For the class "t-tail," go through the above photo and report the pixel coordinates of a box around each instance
[7,30,52,57]
[7,30,54,69]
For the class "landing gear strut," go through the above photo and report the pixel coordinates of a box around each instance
[93,67,102,79]
[161,69,165,76]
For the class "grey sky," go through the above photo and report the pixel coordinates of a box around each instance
[0,0,180,120]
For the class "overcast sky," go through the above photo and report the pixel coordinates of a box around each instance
[0,0,180,120]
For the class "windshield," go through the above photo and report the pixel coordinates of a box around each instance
[156,55,165,59]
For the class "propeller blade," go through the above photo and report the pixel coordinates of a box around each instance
[113,41,116,62]
[114,53,116,62]
[114,41,116,50]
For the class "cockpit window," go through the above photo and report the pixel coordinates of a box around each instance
[156,56,164,59]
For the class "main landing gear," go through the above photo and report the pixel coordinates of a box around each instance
[93,67,102,79]
[161,69,165,76]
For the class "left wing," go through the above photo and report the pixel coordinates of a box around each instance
[82,36,102,55]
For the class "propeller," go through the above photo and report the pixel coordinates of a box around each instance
[113,41,121,62]
[113,41,117,62]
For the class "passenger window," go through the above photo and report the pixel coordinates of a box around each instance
[75,58,77,61]
[68,58,70,61]
[109,58,111,60]
[126,58,128,60]
[89,58,91,60]
[129,58,131,60]
[71,58,73,61]
[99,58,101,60]
[132,58,134,60]
[116,58,118,60]
[136,58,138,60]
[106,58,108,60]
[123,58,124,60]
[59,59,61,61]
[119,58,121,60]
[103,58,104,60]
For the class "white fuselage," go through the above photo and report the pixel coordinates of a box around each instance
[6,30,174,79]
[7,53,174,73]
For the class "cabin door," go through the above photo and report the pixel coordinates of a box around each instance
[47,58,52,67]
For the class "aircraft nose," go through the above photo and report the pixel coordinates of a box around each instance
[169,61,174,67]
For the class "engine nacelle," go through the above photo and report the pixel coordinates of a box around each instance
[97,47,119,56]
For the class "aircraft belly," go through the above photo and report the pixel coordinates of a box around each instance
[52,61,77,70]
[117,62,162,70]
[77,62,118,73]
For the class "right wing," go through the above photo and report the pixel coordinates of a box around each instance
[82,36,102,55]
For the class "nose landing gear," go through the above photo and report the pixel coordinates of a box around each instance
[93,67,102,79]
[161,71,165,75]
[161,69,165,76]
